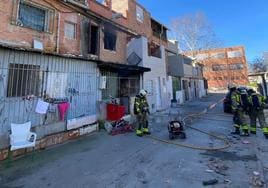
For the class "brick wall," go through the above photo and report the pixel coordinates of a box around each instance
[99,29,127,63]
[0,124,98,161]
[190,46,249,89]
[59,12,82,55]
[0,0,81,55]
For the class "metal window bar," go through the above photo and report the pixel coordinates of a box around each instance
[0,48,99,134]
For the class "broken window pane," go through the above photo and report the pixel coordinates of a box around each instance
[19,2,46,31]
[104,29,117,51]
[148,42,162,58]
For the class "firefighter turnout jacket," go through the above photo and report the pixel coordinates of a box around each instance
[134,95,149,115]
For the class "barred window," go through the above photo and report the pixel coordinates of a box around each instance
[7,64,40,97]
[17,1,54,33]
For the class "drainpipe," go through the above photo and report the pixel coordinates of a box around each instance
[56,12,61,53]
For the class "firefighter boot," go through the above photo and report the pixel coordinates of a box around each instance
[262,128,268,139]
[231,126,240,135]
[250,127,257,135]
[241,125,250,136]
[136,129,143,137]
[142,128,151,135]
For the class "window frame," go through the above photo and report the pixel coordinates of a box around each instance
[103,28,117,51]
[64,21,77,40]
[15,0,54,33]
[7,63,41,98]
[136,5,144,23]
[212,64,227,71]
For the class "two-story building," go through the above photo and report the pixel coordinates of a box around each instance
[167,41,206,104]
[0,0,152,155]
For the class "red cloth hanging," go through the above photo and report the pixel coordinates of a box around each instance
[58,102,70,121]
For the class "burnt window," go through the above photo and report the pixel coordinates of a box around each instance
[89,24,99,55]
[104,28,117,51]
[148,42,162,58]
[7,64,40,97]
[18,2,54,32]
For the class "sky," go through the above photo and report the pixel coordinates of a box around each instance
[138,0,268,62]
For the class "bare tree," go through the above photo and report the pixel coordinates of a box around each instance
[170,12,222,52]
[250,57,267,73]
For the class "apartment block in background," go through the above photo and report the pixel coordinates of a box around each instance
[187,46,249,89]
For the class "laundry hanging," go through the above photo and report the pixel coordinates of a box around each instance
[58,102,70,121]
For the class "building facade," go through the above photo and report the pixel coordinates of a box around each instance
[187,46,249,89]
[110,0,171,112]
[0,0,152,156]
[167,40,206,104]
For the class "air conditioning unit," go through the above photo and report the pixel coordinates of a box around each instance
[99,76,107,89]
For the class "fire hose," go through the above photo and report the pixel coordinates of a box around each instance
[146,98,232,151]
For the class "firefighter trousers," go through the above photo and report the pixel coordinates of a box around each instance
[233,110,249,133]
[136,113,148,130]
[249,110,268,134]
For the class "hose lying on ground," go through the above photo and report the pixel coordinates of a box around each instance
[146,98,231,151]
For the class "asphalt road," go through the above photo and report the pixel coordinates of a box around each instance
[0,93,267,188]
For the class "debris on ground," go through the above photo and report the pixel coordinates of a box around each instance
[250,176,264,187]
[253,171,260,176]
[207,158,228,176]
[242,140,250,144]
[224,179,232,184]
[110,120,134,136]
[202,179,218,186]
[104,120,134,135]
[205,169,214,173]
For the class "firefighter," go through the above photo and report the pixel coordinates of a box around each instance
[247,89,268,138]
[231,87,250,136]
[134,89,150,137]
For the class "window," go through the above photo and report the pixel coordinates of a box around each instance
[147,80,154,95]
[104,28,117,51]
[18,1,53,32]
[65,22,76,39]
[89,24,99,55]
[136,5,144,23]
[96,0,105,4]
[210,52,225,59]
[195,53,209,60]
[227,50,243,58]
[229,63,244,70]
[7,64,40,97]
[212,64,227,71]
[148,42,162,58]
[74,0,86,4]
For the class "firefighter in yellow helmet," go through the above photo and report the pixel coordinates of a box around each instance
[134,89,150,137]
[247,89,268,138]
[231,87,250,136]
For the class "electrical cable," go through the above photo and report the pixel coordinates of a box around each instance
[146,98,232,151]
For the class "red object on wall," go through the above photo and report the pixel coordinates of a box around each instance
[106,104,125,121]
